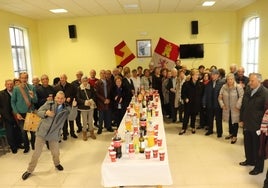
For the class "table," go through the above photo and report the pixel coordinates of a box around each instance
[101,100,173,188]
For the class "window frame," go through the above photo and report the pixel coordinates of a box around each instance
[241,16,260,75]
[9,26,32,81]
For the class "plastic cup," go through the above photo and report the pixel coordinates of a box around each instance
[153,147,158,158]
[145,148,151,159]
[108,146,114,152]
[157,137,163,147]
[154,136,158,145]
[159,150,165,161]
[109,151,116,162]
[133,126,139,133]
[129,142,134,150]
[125,120,132,131]
[129,148,135,159]
[155,110,159,117]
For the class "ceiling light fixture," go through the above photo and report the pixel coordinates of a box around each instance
[124,4,138,9]
[49,9,68,13]
[202,1,216,7]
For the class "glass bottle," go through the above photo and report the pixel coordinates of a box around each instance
[139,130,145,153]
[112,130,122,158]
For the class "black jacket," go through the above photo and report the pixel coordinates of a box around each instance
[240,85,268,131]
[0,89,15,122]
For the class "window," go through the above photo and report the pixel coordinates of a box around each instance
[242,16,260,75]
[9,26,32,80]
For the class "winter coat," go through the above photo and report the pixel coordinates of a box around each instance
[218,83,244,124]
[36,101,77,141]
[240,85,268,131]
[76,84,96,111]
[174,77,186,108]
[95,79,112,111]
[202,79,225,109]
[162,78,170,105]
[181,79,203,114]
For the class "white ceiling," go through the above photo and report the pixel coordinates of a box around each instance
[0,0,256,20]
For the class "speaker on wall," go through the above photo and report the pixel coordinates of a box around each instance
[191,20,198,35]
[68,25,77,39]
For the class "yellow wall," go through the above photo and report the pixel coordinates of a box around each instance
[0,10,39,88]
[237,0,268,78]
[37,12,237,82]
[1,1,267,89]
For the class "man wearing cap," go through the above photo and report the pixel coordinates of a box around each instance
[202,69,225,137]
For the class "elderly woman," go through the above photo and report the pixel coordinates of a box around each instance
[179,69,203,135]
[76,76,96,141]
[218,73,244,144]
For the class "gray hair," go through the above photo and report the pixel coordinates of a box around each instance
[249,73,262,82]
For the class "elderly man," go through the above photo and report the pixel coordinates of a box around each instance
[21,91,77,180]
[239,73,268,175]
[11,72,38,153]
[71,71,84,133]
[88,69,99,127]
[235,66,249,89]
[167,68,178,122]
[202,69,225,137]
[95,70,113,134]
[54,74,77,140]
[0,79,23,153]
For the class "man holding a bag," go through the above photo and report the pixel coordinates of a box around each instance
[11,72,37,153]
[22,91,77,180]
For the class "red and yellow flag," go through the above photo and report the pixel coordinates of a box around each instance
[114,41,135,67]
[151,38,179,69]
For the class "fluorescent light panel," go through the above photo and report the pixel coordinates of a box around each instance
[202,1,215,7]
[50,9,68,13]
[124,4,138,9]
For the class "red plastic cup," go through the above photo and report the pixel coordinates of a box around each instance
[159,151,165,161]
[154,136,158,145]
[145,148,151,159]
[133,126,139,133]
[108,146,114,152]
[153,147,158,158]
[154,124,159,131]
[129,142,134,150]
[109,151,116,162]
[157,137,163,147]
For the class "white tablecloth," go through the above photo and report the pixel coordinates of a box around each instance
[101,101,173,187]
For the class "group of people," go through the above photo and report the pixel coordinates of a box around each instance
[1,62,268,187]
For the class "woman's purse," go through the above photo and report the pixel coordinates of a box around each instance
[18,84,41,131]
[84,89,96,109]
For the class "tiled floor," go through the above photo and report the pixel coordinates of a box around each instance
[0,120,267,188]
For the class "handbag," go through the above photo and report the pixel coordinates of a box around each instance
[18,84,41,131]
[84,88,96,109]
[23,112,41,131]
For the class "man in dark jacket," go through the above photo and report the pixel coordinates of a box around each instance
[202,69,225,137]
[239,73,268,176]
[21,91,77,180]
[95,70,113,134]
[0,79,22,153]
[54,74,77,140]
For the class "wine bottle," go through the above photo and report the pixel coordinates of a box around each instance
[139,130,145,153]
